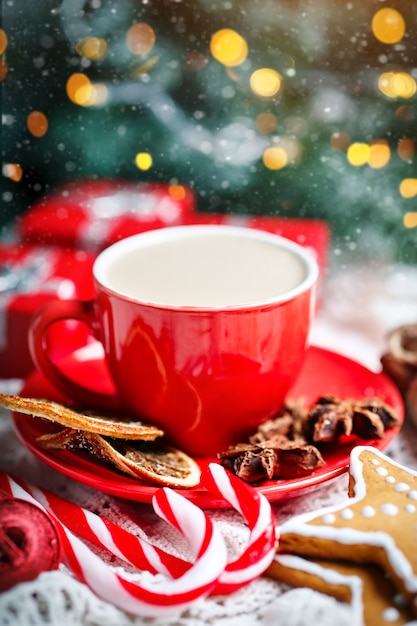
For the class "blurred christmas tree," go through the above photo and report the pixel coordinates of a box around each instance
[1,0,417,265]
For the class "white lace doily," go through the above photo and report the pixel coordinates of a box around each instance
[1,263,417,626]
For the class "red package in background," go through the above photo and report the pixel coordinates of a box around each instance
[17,180,196,251]
[0,244,96,378]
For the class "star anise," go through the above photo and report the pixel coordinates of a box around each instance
[303,395,400,443]
[249,401,305,444]
[217,395,400,483]
[217,438,324,483]
[217,402,325,483]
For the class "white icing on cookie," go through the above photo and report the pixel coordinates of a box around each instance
[361,505,376,518]
[380,503,399,516]
[340,508,354,520]
[395,483,410,492]
[279,446,417,599]
[382,607,400,622]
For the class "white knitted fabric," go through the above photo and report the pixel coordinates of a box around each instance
[1,263,417,625]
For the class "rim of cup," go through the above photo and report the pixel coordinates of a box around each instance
[93,224,319,311]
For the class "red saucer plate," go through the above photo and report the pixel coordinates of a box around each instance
[12,345,403,508]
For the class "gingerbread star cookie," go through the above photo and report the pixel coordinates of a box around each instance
[277,446,417,616]
[268,554,413,625]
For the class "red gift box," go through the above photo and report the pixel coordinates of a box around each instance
[17,180,196,251]
[0,244,96,378]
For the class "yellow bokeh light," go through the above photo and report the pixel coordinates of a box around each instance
[126,23,156,56]
[393,72,417,98]
[0,29,8,54]
[76,37,109,61]
[379,71,417,99]
[372,8,405,44]
[27,111,48,137]
[135,152,153,170]
[262,146,288,170]
[66,73,91,104]
[210,29,248,67]
[256,112,278,134]
[400,178,417,199]
[3,163,22,182]
[250,68,282,98]
[347,142,371,166]
[66,74,108,107]
[368,140,391,169]
[168,184,186,200]
[404,213,417,229]
[80,83,108,106]
[398,138,415,161]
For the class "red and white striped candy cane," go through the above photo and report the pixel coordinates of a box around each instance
[0,472,189,579]
[0,463,277,608]
[204,463,277,595]
[0,471,227,617]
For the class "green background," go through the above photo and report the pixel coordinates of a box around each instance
[1,0,417,266]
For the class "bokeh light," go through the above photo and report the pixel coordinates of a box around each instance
[347,142,371,166]
[403,213,417,229]
[368,140,390,169]
[135,152,153,170]
[66,73,91,104]
[27,111,48,137]
[2,163,22,182]
[0,29,8,82]
[378,71,417,99]
[395,105,414,121]
[372,8,405,44]
[0,56,7,82]
[131,56,160,78]
[398,138,415,161]
[400,178,417,199]
[80,83,108,106]
[262,146,288,170]
[76,37,109,61]
[126,23,156,56]
[66,73,108,106]
[0,29,7,54]
[168,184,187,200]
[185,51,209,72]
[250,68,282,98]
[330,131,351,151]
[210,29,248,67]
[256,112,278,134]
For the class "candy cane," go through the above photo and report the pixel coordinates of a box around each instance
[0,464,277,608]
[204,463,277,595]
[0,472,189,579]
[0,471,227,617]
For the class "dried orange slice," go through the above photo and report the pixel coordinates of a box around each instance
[38,428,201,488]
[0,393,163,440]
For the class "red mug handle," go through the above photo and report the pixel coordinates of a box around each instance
[29,299,120,410]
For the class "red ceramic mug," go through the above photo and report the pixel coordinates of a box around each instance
[29,224,319,457]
